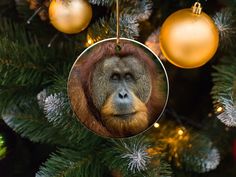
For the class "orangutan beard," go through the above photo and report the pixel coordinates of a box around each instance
[100,93,149,137]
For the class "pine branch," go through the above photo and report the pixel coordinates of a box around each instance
[2,100,101,149]
[89,0,114,6]
[36,148,107,177]
[0,85,43,113]
[15,0,33,20]
[211,56,236,102]
[0,37,47,83]
[101,136,149,174]
[39,68,103,148]
[87,14,139,44]
[180,134,220,173]
[0,19,50,110]
[15,0,54,39]
[0,18,78,111]
[155,160,172,177]
[213,8,236,49]
[211,56,236,126]
[119,0,153,22]
[100,136,172,177]
[2,93,101,148]
[89,0,153,18]
[150,121,220,173]
[48,64,72,94]
[2,102,67,145]
[43,91,101,148]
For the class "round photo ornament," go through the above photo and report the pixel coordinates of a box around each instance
[68,0,168,138]
[68,38,169,138]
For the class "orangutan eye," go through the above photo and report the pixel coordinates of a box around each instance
[125,73,134,81]
[111,73,121,81]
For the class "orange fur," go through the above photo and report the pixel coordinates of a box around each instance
[68,65,111,136]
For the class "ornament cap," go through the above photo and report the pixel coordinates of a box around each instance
[192,2,202,15]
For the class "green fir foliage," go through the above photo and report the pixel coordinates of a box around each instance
[87,14,139,42]
[212,56,236,104]
[36,148,107,177]
[2,101,67,145]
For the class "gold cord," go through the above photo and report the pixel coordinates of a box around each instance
[116,0,120,44]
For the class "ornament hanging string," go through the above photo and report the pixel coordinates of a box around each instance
[116,0,121,50]
[116,0,120,44]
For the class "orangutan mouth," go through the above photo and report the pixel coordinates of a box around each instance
[113,112,137,118]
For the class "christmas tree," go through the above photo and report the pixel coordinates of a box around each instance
[0,0,236,177]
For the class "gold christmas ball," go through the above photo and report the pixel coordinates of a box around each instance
[160,2,219,68]
[49,0,92,34]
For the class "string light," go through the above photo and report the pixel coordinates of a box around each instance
[86,35,95,47]
[87,39,93,45]
[154,123,160,128]
[225,127,230,131]
[178,129,184,136]
[216,106,223,113]
[208,113,213,117]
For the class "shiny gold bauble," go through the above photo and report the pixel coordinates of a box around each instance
[49,0,92,34]
[160,3,219,68]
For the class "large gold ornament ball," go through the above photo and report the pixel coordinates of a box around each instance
[49,0,92,34]
[160,8,219,68]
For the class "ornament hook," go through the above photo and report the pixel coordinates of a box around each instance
[192,2,202,15]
